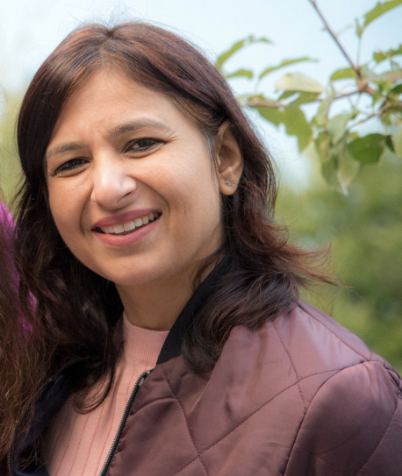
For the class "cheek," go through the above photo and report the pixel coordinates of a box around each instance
[168,169,220,224]
[177,179,222,242]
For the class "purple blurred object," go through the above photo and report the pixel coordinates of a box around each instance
[0,202,34,332]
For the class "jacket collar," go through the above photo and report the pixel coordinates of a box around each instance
[157,256,230,364]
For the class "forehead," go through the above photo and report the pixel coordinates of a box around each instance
[55,71,176,127]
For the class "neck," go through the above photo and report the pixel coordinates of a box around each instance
[116,270,196,331]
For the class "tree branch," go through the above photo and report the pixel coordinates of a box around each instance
[247,99,284,108]
[349,102,402,128]
[350,111,383,128]
[246,90,365,109]
[308,0,362,80]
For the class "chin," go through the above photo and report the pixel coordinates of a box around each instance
[99,267,169,289]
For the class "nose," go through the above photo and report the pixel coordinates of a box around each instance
[90,156,137,209]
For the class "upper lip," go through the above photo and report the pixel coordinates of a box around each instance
[92,209,161,229]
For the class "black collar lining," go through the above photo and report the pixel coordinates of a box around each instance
[156,257,230,365]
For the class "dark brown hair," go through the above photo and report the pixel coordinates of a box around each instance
[2,21,329,462]
[0,204,50,465]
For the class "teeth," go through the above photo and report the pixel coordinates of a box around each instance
[123,221,135,232]
[114,224,124,233]
[99,212,159,235]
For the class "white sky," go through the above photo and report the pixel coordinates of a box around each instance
[0,0,401,186]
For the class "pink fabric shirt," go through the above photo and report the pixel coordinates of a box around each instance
[43,314,169,476]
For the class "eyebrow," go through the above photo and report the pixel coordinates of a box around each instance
[112,119,172,136]
[45,119,172,161]
[45,143,86,161]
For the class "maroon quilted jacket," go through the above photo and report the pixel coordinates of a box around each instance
[108,301,402,476]
[11,264,402,475]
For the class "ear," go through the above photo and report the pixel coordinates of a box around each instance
[215,122,243,196]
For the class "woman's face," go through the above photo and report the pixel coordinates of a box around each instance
[45,71,227,290]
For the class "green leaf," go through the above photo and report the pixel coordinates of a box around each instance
[377,79,394,94]
[338,150,361,188]
[363,0,402,29]
[225,69,253,80]
[258,57,317,80]
[373,44,402,63]
[276,73,324,94]
[374,52,387,63]
[390,83,402,96]
[312,96,333,128]
[283,105,313,151]
[278,91,298,101]
[372,90,384,106]
[348,134,387,163]
[314,131,331,163]
[321,157,338,187]
[381,108,402,126]
[380,70,402,82]
[385,134,395,153]
[328,113,353,145]
[289,92,320,107]
[355,19,364,37]
[392,128,402,158]
[360,65,378,81]
[255,106,283,126]
[330,68,358,81]
[215,36,271,70]
[321,157,350,194]
[321,148,360,194]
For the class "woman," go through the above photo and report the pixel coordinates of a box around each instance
[2,22,402,475]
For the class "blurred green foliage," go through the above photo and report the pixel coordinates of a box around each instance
[0,94,22,205]
[276,155,402,373]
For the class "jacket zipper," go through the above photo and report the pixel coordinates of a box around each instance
[98,369,152,476]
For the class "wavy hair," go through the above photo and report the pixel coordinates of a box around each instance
[2,22,330,463]
[0,203,51,466]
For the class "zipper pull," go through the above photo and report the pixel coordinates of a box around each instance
[138,369,152,387]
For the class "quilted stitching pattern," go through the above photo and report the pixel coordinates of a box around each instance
[110,303,402,476]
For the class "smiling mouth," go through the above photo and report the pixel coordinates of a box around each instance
[95,212,161,235]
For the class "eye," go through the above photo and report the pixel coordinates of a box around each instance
[125,138,164,154]
[53,158,87,176]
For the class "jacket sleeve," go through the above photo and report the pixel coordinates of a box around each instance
[285,360,402,476]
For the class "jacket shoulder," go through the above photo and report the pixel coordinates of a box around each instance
[285,359,402,475]
[273,301,392,378]
[272,303,402,475]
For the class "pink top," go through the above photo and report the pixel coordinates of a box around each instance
[43,314,169,476]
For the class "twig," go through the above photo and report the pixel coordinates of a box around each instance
[247,99,284,108]
[349,103,402,128]
[308,0,362,80]
[349,112,382,128]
